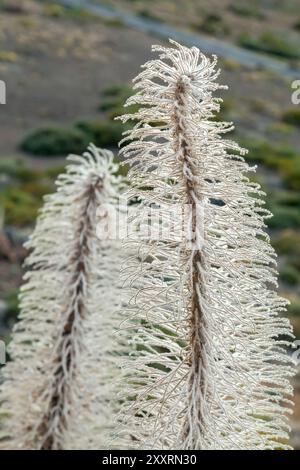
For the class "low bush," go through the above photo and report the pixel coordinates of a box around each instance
[240,138,300,190]
[272,230,300,269]
[137,9,162,22]
[0,187,41,226]
[240,138,297,167]
[21,181,53,198]
[268,205,300,229]
[280,265,300,286]
[21,127,89,156]
[267,122,294,136]
[192,14,229,36]
[279,159,300,190]
[281,109,300,127]
[272,191,300,208]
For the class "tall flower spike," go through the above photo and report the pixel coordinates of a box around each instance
[117,40,295,450]
[0,145,125,450]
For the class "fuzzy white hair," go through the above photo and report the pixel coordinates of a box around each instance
[116,40,295,450]
[0,145,125,450]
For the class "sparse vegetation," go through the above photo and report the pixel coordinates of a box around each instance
[288,300,300,317]
[43,3,65,18]
[0,50,18,62]
[267,122,294,136]
[228,3,265,20]
[238,32,300,59]
[0,158,40,182]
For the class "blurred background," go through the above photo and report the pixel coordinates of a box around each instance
[0,0,300,448]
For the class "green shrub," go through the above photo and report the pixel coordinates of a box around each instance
[287,300,300,317]
[21,181,53,198]
[137,9,162,22]
[239,138,299,178]
[267,122,294,136]
[281,109,300,127]
[114,157,129,178]
[0,187,41,226]
[279,265,300,285]
[4,289,19,323]
[293,20,300,31]
[238,32,300,59]
[272,230,300,259]
[101,84,131,98]
[279,159,300,190]
[268,205,300,229]
[21,127,89,156]
[272,230,300,272]
[192,14,229,36]
[75,120,129,147]
[272,191,300,208]
[0,50,18,62]
[43,4,66,18]
[46,165,66,179]
[240,138,288,167]
[43,3,100,22]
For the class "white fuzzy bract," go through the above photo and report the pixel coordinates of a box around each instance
[116,40,295,450]
[0,145,125,450]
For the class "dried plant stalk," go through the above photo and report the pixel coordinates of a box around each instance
[116,40,295,450]
[0,145,124,450]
